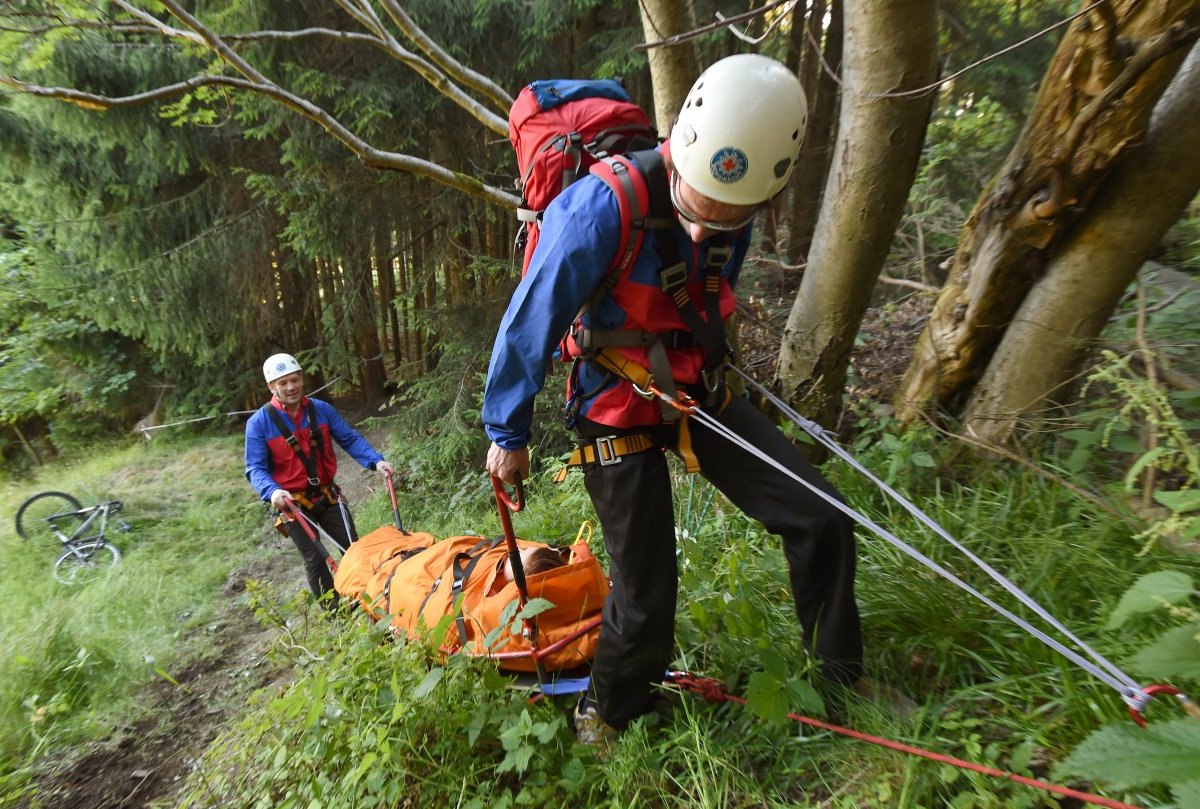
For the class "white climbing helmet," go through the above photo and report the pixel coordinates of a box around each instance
[669,54,808,206]
[263,353,302,383]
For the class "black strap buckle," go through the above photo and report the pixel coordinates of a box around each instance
[307,476,320,487]
[659,262,688,291]
[704,246,733,270]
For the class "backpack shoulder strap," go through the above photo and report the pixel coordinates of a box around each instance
[587,150,673,309]
[587,149,732,378]
[305,401,325,465]
[264,403,322,489]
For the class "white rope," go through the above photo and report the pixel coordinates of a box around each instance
[138,376,343,434]
[661,372,1147,708]
[729,366,1144,696]
[286,502,350,555]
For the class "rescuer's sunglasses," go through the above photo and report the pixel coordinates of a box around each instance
[670,171,761,232]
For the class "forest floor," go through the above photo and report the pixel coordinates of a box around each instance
[14,294,938,809]
[14,422,393,809]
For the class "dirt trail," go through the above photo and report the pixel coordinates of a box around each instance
[16,422,392,809]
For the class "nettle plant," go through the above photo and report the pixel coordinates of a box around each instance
[1056,570,1200,805]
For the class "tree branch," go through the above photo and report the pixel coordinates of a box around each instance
[376,0,513,110]
[635,0,795,50]
[879,275,939,294]
[221,27,385,48]
[3,1,516,203]
[142,0,507,134]
[0,75,520,209]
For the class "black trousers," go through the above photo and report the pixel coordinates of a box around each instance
[284,498,358,598]
[579,394,863,729]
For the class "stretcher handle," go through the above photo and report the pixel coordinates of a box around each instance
[490,473,524,565]
[491,474,524,513]
[384,470,407,533]
[281,499,338,574]
[489,473,547,685]
[282,499,316,540]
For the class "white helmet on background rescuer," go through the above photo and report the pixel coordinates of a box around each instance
[669,54,808,206]
[263,353,302,383]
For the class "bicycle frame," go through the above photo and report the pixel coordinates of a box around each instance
[51,502,126,559]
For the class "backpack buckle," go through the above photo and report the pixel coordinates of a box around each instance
[595,436,622,466]
[307,476,320,487]
[660,262,688,292]
[704,246,733,270]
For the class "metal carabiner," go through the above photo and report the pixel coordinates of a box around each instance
[631,377,658,400]
[1127,684,1200,727]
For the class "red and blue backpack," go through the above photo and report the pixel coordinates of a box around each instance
[507,78,667,277]
[507,78,733,399]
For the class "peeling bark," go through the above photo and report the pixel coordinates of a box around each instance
[961,42,1200,445]
[895,0,1200,421]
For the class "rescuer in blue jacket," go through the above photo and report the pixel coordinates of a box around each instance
[484,55,866,744]
[245,352,394,599]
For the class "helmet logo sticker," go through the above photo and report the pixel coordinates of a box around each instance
[709,147,748,184]
[276,362,287,372]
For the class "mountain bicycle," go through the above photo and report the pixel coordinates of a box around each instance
[14,491,129,584]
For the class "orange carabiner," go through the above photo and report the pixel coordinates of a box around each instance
[643,382,697,414]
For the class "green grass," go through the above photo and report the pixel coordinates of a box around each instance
[174,430,1198,808]
[2,423,1195,807]
[0,434,266,783]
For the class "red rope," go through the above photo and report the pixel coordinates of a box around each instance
[666,673,1143,809]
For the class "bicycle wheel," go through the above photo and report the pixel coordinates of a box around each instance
[16,491,83,542]
[53,542,121,585]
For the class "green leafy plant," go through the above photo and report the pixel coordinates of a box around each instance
[1085,349,1200,551]
[1057,570,1200,804]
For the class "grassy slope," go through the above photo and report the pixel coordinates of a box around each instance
[0,433,268,791]
[180,430,1199,809]
[2,426,1196,808]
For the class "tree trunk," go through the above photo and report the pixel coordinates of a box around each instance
[351,245,386,404]
[787,0,842,266]
[960,42,1200,445]
[11,423,43,466]
[398,232,412,377]
[776,0,938,428]
[375,227,399,369]
[896,0,1200,421]
[637,0,700,133]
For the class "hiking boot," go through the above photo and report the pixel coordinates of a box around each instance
[573,697,619,748]
[851,676,919,718]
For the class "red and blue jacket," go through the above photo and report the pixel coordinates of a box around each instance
[482,146,751,450]
[245,396,383,502]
